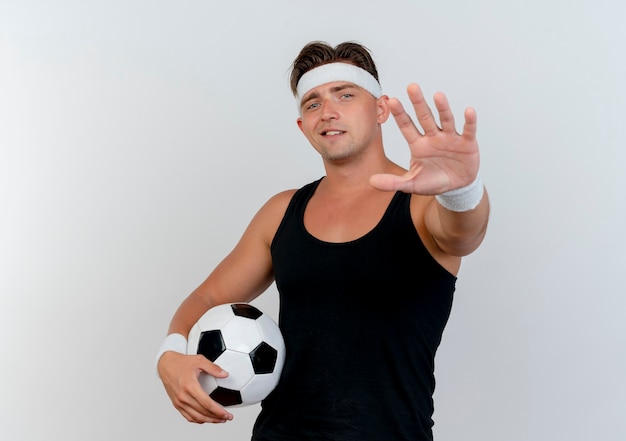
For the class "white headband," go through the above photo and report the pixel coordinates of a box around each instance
[296,62,382,105]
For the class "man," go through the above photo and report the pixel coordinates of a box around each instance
[156,41,490,440]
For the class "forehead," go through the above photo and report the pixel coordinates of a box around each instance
[300,81,361,103]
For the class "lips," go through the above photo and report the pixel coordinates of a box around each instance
[321,130,345,136]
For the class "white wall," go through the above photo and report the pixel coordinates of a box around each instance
[1,1,624,440]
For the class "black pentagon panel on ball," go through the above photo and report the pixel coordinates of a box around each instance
[231,303,263,320]
[197,330,226,362]
[249,342,278,374]
[211,387,243,406]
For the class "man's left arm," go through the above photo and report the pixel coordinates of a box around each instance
[370,82,490,255]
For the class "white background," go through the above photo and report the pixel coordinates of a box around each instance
[1,1,625,440]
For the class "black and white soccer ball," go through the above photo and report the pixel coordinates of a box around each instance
[187,303,285,407]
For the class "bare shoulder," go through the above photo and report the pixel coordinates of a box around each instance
[258,189,297,221]
[248,189,298,244]
[266,189,298,208]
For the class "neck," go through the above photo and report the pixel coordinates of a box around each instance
[320,152,403,195]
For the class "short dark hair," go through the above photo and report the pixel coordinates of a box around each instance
[289,41,380,96]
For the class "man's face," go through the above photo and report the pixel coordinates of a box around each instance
[297,81,388,162]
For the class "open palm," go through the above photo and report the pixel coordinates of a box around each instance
[370,83,480,195]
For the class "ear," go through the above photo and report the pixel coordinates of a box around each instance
[296,117,303,132]
[376,95,391,124]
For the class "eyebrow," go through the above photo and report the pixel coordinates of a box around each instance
[301,83,358,106]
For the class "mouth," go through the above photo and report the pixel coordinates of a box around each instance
[321,130,345,137]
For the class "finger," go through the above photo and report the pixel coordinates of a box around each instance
[167,377,233,423]
[388,97,422,144]
[369,170,418,193]
[186,382,234,422]
[433,92,457,134]
[193,394,234,422]
[462,107,478,141]
[180,403,231,424]
[407,83,439,136]
[173,357,233,422]
[370,174,407,193]
[197,355,229,378]
[194,358,233,419]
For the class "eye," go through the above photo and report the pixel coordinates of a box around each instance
[305,102,320,111]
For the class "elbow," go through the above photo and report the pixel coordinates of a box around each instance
[436,219,489,257]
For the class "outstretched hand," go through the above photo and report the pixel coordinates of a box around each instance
[370,83,480,195]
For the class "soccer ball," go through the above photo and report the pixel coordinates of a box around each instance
[187,303,285,407]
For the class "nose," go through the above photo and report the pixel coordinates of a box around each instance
[320,100,339,121]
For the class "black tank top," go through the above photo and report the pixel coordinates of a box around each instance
[252,179,456,441]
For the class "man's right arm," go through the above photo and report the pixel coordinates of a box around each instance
[156,189,296,423]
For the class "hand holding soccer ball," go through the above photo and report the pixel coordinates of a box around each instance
[187,303,285,407]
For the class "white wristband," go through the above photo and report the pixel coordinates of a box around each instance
[435,175,484,212]
[155,333,188,377]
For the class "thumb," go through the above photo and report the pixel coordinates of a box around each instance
[369,173,413,193]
